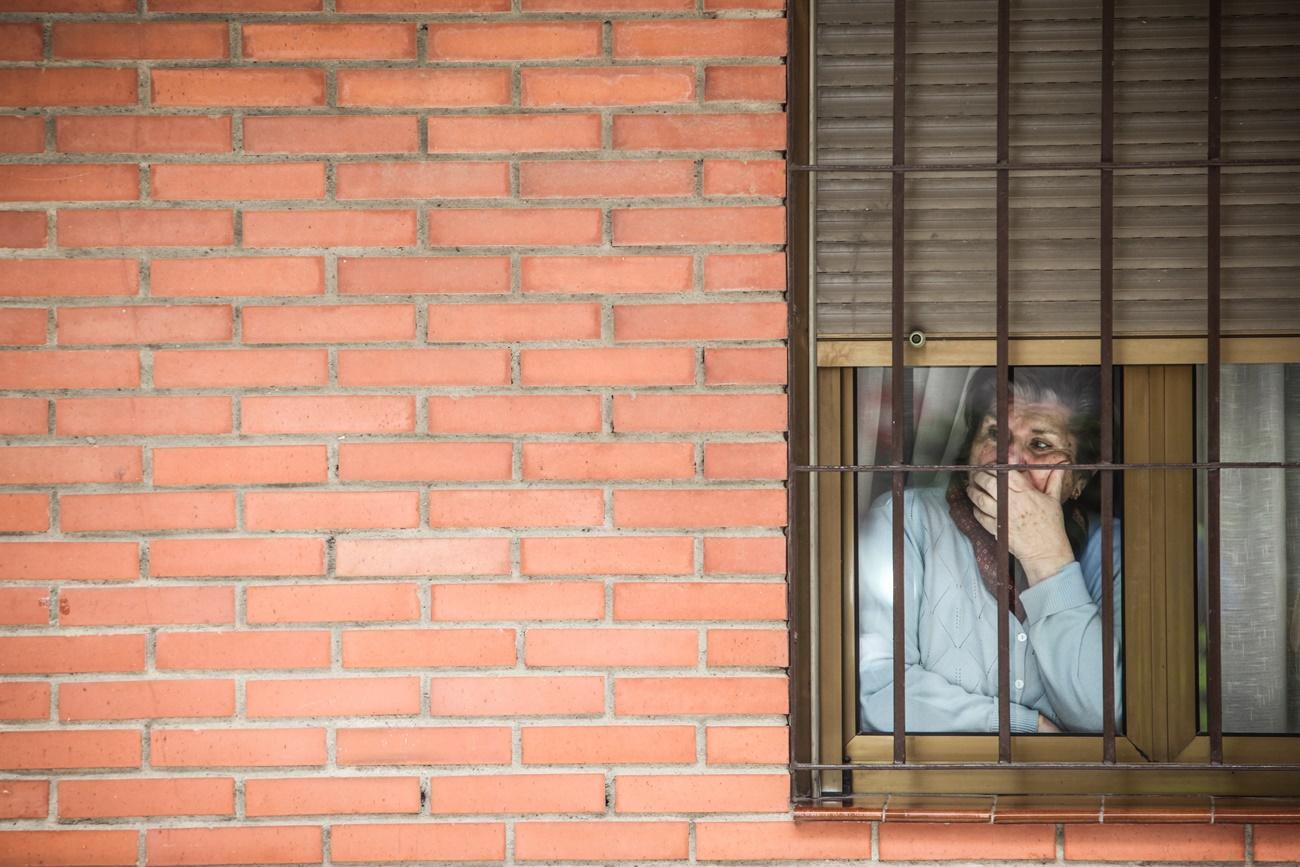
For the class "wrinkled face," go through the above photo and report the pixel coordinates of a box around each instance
[969,402,1080,501]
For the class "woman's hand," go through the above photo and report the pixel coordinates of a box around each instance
[1037,714,1061,733]
[966,469,1075,586]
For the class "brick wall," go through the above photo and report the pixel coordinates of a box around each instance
[0,4,1296,867]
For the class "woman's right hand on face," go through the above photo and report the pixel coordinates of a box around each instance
[966,469,1075,585]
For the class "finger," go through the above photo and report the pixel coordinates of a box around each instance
[1046,466,1066,499]
[969,470,995,497]
[966,485,992,513]
[1006,470,1030,493]
[973,509,996,535]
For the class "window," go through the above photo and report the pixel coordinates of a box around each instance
[787,0,1300,800]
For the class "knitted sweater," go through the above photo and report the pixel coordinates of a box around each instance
[857,486,1123,734]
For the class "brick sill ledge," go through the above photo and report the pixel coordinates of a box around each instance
[794,796,1300,824]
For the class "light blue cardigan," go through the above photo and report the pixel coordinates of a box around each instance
[857,487,1123,734]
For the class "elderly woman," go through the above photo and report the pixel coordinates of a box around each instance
[857,367,1122,734]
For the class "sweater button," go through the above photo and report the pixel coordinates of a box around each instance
[1014,679,1024,690]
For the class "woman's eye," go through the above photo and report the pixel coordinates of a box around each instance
[1031,439,1053,450]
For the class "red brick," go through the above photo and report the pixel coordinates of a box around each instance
[339,70,510,107]
[619,302,786,341]
[59,586,234,626]
[245,115,418,154]
[429,114,601,153]
[706,725,788,764]
[151,256,323,296]
[708,0,783,8]
[429,774,604,814]
[0,779,47,819]
[246,777,419,816]
[247,583,420,624]
[704,536,786,573]
[0,635,143,675]
[432,582,604,622]
[152,163,324,201]
[521,160,693,198]
[0,493,47,531]
[429,303,599,342]
[0,730,138,770]
[429,208,601,247]
[705,347,786,385]
[57,116,231,154]
[0,587,48,625]
[522,255,691,294]
[146,827,323,867]
[704,442,786,480]
[154,349,328,387]
[59,778,233,819]
[697,822,871,860]
[1063,825,1243,862]
[58,208,232,247]
[151,728,326,768]
[157,631,330,670]
[337,162,508,199]
[431,675,604,716]
[0,541,138,582]
[613,207,784,245]
[705,65,786,102]
[151,0,320,8]
[0,116,45,153]
[615,582,786,621]
[704,158,785,195]
[339,348,509,386]
[0,308,47,344]
[245,490,419,531]
[58,304,230,344]
[0,24,41,60]
[522,725,695,764]
[246,677,420,718]
[0,831,138,867]
[339,442,512,482]
[0,69,136,107]
[0,212,46,248]
[157,445,324,486]
[344,628,516,668]
[339,256,508,294]
[614,113,785,151]
[527,628,697,667]
[242,395,415,434]
[331,823,505,863]
[883,824,1057,861]
[336,538,510,577]
[244,211,416,248]
[522,536,694,576]
[0,682,49,720]
[429,22,599,59]
[53,22,227,59]
[0,397,46,433]
[615,774,788,814]
[523,67,694,107]
[60,491,235,532]
[1256,826,1300,862]
[0,349,137,389]
[428,489,603,528]
[0,165,138,202]
[524,442,694,481]
[428,395,601,434]
[616,489,786,528]
[517,822,689,861]
[614,393,786,432]
[616,676,787,715]
[707,628,787,667]
[615,20,786,58]
[338,727,511,766]
[152,69,325,107]
[243,23,416,59]
[60,679,234,721]
[150,538,324,578]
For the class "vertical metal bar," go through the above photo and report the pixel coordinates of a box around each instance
[995,0,1012,764]
[1205,0,1224,766]
[1099,0,1117,765]
[889,0,908,766]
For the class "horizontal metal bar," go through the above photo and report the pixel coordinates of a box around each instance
[794,761,1300,772]
[789,158,1300,173]
[794,461,1300,473]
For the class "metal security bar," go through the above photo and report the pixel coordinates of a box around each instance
[789,0,1300,799]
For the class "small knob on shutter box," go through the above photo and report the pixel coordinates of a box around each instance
[907,330,927,348]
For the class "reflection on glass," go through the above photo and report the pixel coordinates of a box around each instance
[856,366,1123,735]
[1196,364,1300,734]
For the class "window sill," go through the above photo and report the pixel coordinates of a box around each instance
[794,796,1300,824]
